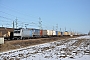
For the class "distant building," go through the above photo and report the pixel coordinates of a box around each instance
[0,27,14,39]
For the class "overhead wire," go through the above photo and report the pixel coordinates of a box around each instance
[0,4,39,19]
[0,10,38,28]
[0,4,40,24]
[0,4,53,29]
[0,16,13,21]
[0,10,36,22]
[0,9,39,28]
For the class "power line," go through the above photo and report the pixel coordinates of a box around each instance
[0,20,11,22]
[0,4,41,28]
[0,20,12,28]
[0,5,60,30]
[0,16,13,21]
[0,5,57,30]
[0,16,39,28]
[0,4,38,19]
[0,10,40,28]
[0,10,36,21]
[0,11,16,17]
[0,16,59,30]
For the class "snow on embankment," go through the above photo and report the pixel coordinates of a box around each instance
[71,35,90,39]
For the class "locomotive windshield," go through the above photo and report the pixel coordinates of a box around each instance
[14,29,21,33]
[14,31,20,33]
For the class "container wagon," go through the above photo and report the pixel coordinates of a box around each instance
[33,29,40,38]
[52,31,56,37]
[39,30,48,37]
[63,31,70,36]
[58,31,61,36]
[47,30,53,37]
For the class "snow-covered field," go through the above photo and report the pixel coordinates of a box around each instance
[0,36,90,60]
[71,35,90,39]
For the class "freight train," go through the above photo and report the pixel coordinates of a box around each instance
[0,27,80,40]
[13,28,71,40]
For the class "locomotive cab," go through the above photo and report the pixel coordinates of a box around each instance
[14,28,22,39]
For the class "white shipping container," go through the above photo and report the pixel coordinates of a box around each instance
[47,30,49,35]
[0,37,4,44]
[47,30,53,36]
[50,30,53,35]
[53,31,56,35]
[68,32,71,35]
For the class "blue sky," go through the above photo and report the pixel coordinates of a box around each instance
[0,0,90,34]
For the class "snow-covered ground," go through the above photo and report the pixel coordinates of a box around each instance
[0,36,90,60]
[71,35,90,39]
